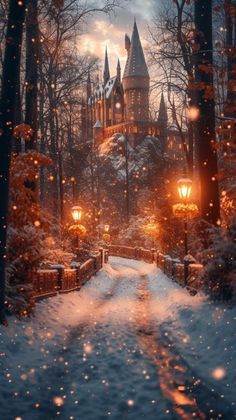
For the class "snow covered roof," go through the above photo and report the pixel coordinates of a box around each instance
[93,120,103,128]
[88,76,117,105]
[104,76,117,99]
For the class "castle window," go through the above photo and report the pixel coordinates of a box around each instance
[131,91,135,105]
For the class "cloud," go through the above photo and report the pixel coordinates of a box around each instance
[79,0,155,76]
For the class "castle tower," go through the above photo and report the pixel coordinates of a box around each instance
[116,59,121,84]
[93,120,103,147]
[103,47,110,86]
[157,93,168,152]
[87,71,91,98]
[122,20,149,122]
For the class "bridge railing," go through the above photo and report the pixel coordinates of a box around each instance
[108,245,154,263]
[33,245,204,300]
[108,245,204,293]
[33,250,103,301]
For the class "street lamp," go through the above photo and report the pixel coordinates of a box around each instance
[104,224,110,233]
[70,176,76,202]
[71,205,82,223]
[177,178,192,285]
[177,178,192,200]
[71,205,82,259]
[103,224,110,245]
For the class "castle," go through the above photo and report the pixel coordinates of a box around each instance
[85,20,168,147]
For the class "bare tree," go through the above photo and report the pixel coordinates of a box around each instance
[37,0,123,221]
[25,0,39,151]
[148,0,195,173]
[0,0,26,324]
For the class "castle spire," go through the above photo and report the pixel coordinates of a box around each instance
[116,58,121,83]
[125,34,131,53]
[86,71,91,98]
[123,20,149,78]
[103,46,110,85]
[158,93,168,153]
[158,92,168,124]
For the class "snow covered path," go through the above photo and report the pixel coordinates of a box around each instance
[0,257,236,420]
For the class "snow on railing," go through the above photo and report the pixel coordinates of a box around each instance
[33,250,103,301]
[108,245,154,263]
[108,245,203,294]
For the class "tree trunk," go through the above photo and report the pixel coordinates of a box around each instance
[58,150,64,226]
[194,0,221,225]
[48,85,59,217]
[13,67,22,153]
[38,43,47,203]
[224,0,236,118]
[0,0,26,324]
[25,0,38,150]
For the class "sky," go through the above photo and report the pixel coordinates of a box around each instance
[80,0,158,77]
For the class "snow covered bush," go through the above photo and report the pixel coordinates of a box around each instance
[200,219,236,302]
[38,236,74,268]
[116,215,160,249]
[6,151,52,316]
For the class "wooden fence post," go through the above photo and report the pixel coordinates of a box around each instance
[51,265,64,291]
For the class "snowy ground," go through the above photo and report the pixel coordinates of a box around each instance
[0,257,235,420]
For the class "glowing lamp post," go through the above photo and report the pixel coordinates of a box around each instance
[177,178,192,285]
[70,176,76,202]
[71,205,82,223]
[104,224,110,233]
[103,224,110,244]
[177,178,192,201]
[71,205,82,259]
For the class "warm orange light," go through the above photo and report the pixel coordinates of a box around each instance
[177,178,192,200]
[71,205,82,222]
[145,222,157,233]
[104,224,110,233]
[186,106,200,121]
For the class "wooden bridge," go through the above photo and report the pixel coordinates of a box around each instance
[32,245,203,302]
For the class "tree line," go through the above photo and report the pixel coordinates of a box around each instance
[0,0,124,324]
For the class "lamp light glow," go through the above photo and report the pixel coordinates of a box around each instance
[177,178,192,200]
[71,205,82,222]
[104,224,110,233]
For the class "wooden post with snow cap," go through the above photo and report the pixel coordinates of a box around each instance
[99,247,104,267]
[152,248,157,263]
[50,264,65,291]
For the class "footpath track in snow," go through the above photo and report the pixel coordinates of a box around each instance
[0,257,235,420]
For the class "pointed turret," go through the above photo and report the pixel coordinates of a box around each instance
[123,20,150,122]
[158,93,168,153]
[103,47,110,85]
[123,20,149,78]
[93,120,103,147]
[158,93,168,124]
[86,71,91,99]
[125,34,131,53]
[116,59,121,83]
